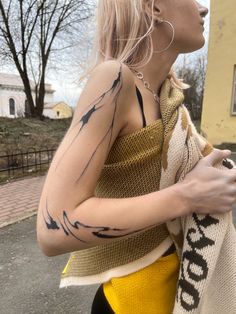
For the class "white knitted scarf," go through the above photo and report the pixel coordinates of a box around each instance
[160,79,236,313]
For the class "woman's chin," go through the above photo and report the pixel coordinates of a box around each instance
[181,37,206,53]
[197,36,206,50]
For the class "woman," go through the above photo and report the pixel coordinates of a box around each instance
[36,0,236,313]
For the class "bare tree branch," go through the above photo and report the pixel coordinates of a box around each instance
[0,0,94,119]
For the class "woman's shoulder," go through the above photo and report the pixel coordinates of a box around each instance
[91,60,135,91]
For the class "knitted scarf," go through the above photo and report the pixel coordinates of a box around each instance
[160,78,236,313]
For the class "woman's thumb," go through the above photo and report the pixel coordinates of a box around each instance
[201,149,232,167]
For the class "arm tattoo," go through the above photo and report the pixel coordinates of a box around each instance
[42,63,151,246]
[42,196,149,244]
[54,62,123,187]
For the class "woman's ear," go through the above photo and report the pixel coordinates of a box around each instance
[143,0,163,22]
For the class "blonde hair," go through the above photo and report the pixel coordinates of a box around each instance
[79,0,188,89]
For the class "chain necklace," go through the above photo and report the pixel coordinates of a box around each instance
[133,70,160,104]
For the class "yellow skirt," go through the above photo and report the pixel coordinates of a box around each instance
[103,251,180,314]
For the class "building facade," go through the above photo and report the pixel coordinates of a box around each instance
[43,101,73,119]
[201,0,236,145]
[0,73,54,118]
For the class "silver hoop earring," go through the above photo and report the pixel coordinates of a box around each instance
[153,19,175,53]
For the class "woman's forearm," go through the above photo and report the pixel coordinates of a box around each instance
[37,181,189,257]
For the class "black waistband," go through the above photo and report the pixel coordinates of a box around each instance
[161,242,176,257]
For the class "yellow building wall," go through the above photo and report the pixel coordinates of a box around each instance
[53,102,73,119]
[201,0,236,145]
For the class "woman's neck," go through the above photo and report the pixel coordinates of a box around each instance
[135,49,179,94]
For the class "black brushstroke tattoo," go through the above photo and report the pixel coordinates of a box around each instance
[54,63,123,185]
[42,199,60,230]
[41,63,157,245]
[42,196,150,244]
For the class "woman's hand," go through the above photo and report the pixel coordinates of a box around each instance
[181,149,236,215]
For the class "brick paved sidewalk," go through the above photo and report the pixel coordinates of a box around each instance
[0,175,46,228]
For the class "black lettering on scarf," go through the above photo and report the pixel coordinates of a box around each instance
[177,213,220,311]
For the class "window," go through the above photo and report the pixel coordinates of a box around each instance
[9,98,15,115]
[233,93,236,114]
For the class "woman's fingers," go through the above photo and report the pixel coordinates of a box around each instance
[222,168,236,183]
[200,149,231,167]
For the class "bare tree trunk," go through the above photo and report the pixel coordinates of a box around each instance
[0,0,93,119]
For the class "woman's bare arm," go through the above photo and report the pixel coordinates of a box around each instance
[38,184,188,257]
[36,60,189,257]
[37,59,236,258]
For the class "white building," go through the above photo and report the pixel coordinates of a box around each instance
[0,72,54,118]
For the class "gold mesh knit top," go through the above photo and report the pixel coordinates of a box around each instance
[60,117,172,284]
[95,118,164,198]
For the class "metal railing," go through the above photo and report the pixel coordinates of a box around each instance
[0,146,57,178]
[0,147,235,180]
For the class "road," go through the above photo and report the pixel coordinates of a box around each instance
[1,208,236,314]
[0,215,99,314]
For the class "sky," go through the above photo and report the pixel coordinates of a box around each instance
[0,0,211,107]
[46,0,211,107]
[52,0,211,107]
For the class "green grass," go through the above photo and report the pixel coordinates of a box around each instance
[0,117,235,185]
[0,116,72,184]
[0,116,72,153]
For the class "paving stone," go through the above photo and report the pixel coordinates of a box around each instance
[0,176,45,227]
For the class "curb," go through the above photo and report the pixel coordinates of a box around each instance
[0,210,37,229]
